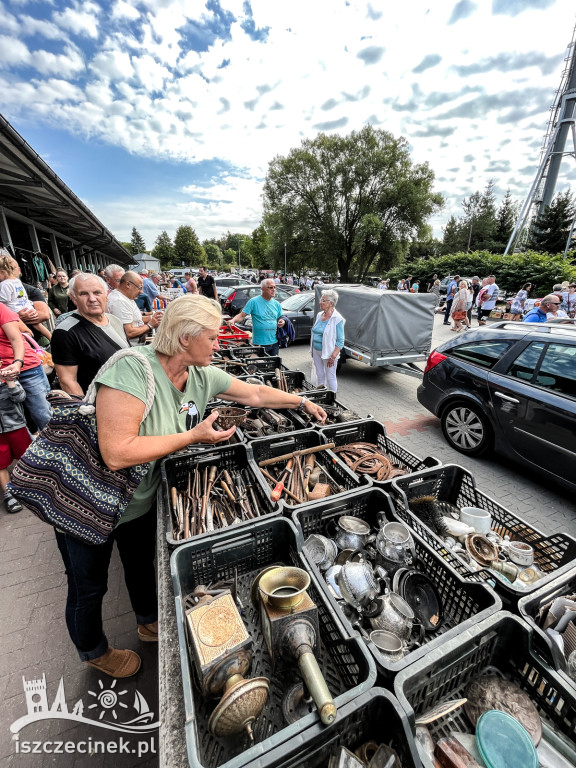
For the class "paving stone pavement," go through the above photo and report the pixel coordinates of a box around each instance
[0,511,159,768]
[280,311,576,538]
[0,310,574,768]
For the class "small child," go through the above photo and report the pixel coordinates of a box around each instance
[0,371,31,513]
[0,255,52,341]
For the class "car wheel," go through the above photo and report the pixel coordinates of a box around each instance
[441,401,493,456]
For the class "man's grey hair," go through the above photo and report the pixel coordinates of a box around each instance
[69,273,107,297]
[104,264,125,278]
[321,289,339,306]
[261,278,275,288]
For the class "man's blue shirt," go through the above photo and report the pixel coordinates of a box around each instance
[523,307,547,323]
[243,295,282,345]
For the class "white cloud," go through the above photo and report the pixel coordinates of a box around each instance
[111,0,140,21]
[31,46,85,77]
[53,2,100,38]
[0,0,574,241]
[20,14,64,40]
[0,36,31,66]
[90,49,135,81]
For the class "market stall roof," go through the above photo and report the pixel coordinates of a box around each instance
[0,114,132,265]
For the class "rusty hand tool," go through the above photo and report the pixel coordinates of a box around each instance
[271,458,294,502]
[258,442,335,468]
[204,465,218,532]
[260,467,303,503]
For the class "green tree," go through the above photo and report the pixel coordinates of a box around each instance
[204,242,223,268]
[249,225,268,268]
[461,180,498,252]
[494,189,520,254]
[173,225,205,266]
[223,248,236,266]
[130,227,147,256]
[384,249,576,296]
[263,125,443,281]
[440,216,465,255]
[528,189,575,253]
[151,231,174,270]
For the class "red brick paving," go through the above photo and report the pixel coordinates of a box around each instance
[382,415,441,436]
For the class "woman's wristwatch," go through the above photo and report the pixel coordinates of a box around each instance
[13,359,24,368]
[297,395,309,413]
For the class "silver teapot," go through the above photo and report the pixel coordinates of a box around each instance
[375,522,416,574]
[333,516,373,551]
[303,534,338,571]
[366,590,415,641]
[336,556,382,609]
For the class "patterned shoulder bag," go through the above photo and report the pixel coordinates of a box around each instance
[8,348,156,545]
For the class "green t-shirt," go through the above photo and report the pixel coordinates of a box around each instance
[96,346,233,525]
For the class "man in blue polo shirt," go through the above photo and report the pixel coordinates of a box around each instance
[523,295,559,322]
[230,279,285,355]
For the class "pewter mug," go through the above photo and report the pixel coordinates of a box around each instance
[369,630,407,662]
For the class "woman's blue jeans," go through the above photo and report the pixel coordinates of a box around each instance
[55,508,158,661]
[18,365,51,431]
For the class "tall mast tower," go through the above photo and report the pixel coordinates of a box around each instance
[505,23,576,255]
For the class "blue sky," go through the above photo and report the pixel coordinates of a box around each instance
[1,0,574,250]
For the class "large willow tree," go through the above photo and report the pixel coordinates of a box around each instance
[263,125,443,280]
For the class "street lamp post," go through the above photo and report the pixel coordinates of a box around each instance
[284,242,287,279]
[238,237,243,273]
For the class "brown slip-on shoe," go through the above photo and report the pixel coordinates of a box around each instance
[137,621,158,643]
[86,647,141,678]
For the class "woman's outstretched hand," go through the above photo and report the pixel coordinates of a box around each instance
[188,410,236,444]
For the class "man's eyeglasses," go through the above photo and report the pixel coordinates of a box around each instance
[126,281,143,290]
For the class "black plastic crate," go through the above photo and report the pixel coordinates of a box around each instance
[258,688,421,768]
[518,564,576,691]
[170,517,377,768]
[161,443,279,549]
[235,407,307,443]
[235,355,283,373]
[260,369,313,392]
[250,429,366,510]
[231,345,269,359]
[295,389,367,428]
[293,487,501,680]
[320,419,441,489]
[394,613,576,768]
[389,465,576,605]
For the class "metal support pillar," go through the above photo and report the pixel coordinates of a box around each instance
[0,207,13,250]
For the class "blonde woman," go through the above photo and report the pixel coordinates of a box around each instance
[52,295,328,680]
[450,281,470,332]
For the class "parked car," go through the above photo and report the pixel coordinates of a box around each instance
[240,292,316,340]
[417,322,576,491]
[221,284,292,316]
[215,277,252,301]
[278,284,300,296]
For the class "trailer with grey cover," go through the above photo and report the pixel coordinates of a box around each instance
[314,284,436,379]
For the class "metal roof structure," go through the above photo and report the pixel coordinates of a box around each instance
[0,114,132,265]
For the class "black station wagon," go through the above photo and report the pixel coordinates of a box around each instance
[417,322,576,492]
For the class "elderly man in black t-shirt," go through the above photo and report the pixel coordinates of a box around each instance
[51,274,129,395]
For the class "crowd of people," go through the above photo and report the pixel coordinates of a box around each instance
[1,248,574,680]
[0,250,331,679]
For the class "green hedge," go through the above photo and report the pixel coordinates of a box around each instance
[383,251,576,294]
